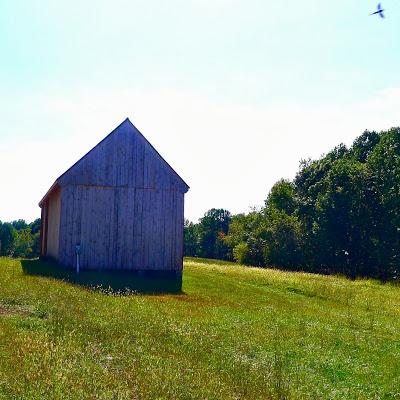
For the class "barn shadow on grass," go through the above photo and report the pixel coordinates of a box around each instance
[21,259,183,295]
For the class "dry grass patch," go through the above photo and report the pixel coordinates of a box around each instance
[0,305,12,316]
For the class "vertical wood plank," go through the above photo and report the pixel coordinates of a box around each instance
[133,189,143,270]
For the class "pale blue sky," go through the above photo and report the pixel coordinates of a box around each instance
[1,0,399,222]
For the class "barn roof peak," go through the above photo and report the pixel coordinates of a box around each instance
[116,117,190,191]
[39,118,189,206]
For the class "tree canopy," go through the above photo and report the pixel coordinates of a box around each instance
[0,219,40,258]
[185,127,400,281]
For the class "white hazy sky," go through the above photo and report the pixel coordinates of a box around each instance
[0,1,399,223]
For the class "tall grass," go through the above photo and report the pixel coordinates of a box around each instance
[0,257,399,399]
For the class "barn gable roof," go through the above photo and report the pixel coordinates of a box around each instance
[39,118,189,206]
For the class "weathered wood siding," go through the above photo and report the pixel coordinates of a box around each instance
[41,119,187,272]
[46,187,61,259]
[58,187,184,271]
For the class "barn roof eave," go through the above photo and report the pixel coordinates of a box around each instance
[55,118,130,186]
[125,118,190,192]
[38,181,60,207]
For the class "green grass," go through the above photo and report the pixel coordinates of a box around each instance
[0,257,399,399]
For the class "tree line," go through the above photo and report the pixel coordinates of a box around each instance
[0,219,41,258]
[185,127,400,281]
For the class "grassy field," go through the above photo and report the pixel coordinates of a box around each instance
[0,257,399,399]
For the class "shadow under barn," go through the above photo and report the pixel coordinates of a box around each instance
[21,259,183,294]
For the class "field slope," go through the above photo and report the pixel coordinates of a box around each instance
[0,257,399,399]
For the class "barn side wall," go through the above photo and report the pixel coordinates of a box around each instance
[58,185,184,272]
[40,203,47,257]
[46,187,61,260]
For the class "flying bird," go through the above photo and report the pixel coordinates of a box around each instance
[370,3,385,18]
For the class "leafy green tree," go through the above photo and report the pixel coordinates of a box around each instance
[265,179,297,215]
[263,209,303,270]
[232,242,250,265]
[224,212,266,266]
[198,209,232,260]
[14,228,34,258]
[366,128,400,279]
[29,218,41,235]
[11,219,28,231]
[0,223,17,256]
[184,219,199,257]
[258,180,303,269]
[349,130,380,163]
[0,219,40,258]
[31,232,41,257]
[313,160,379,277]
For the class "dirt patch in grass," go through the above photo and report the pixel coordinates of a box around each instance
[0,305,14,316]
[0,303,31,317]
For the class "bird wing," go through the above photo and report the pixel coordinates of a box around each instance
[377,3,381,10]
[379,10,385,18]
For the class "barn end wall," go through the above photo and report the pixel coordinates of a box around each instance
[46,187,61,259]
[58,185,184,272]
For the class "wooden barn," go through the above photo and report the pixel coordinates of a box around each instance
[39,118,189,280]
